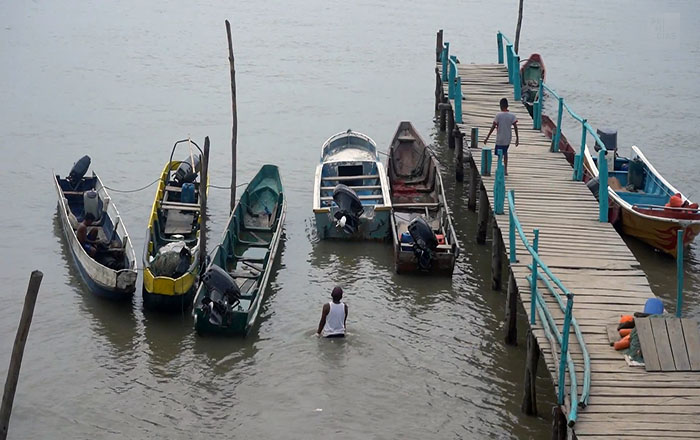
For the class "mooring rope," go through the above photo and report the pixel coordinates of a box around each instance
[104,181,248,193]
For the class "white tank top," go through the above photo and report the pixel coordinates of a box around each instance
[322,301,346,337]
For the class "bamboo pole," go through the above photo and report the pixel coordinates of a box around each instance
[226,19,238,213]
[0,271,43,440]
[199,137,210,270]
[515,0,524,54]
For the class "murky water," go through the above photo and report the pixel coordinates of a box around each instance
[1,0,699,438]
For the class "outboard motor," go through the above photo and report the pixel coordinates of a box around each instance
[68,155,91,188]
[200,265,241,326]
[174,154,201,185]
[408,217,438,270]
[332,184,364,235]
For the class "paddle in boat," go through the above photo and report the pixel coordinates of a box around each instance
[582,130,700,257]
[313,129,392,240]
[387,122,459,274]
[143,139,207,310]
[520,53,545,117]
[53,155,137,299]
[193,165,285,335]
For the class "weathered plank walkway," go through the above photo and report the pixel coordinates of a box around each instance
[438,62,700,439]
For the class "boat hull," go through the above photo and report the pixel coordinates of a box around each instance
[619,207,700,257]
[143,285,196,311]
[393,246,456,274]
[54,172,137,299]
[314,207,391,240]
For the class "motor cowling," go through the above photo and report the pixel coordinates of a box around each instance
[408,217,438,270]
[200,265,241,326]
[332,184,364,234]
[174,155,200,185]
[68,155,91,187]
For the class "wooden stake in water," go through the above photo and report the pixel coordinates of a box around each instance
[0,271,43,440]
[200,137,210,270]
[226,19,238,213]
[677,229,684,318]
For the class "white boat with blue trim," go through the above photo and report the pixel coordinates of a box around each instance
[53,156,137,299]
[313,129,392,240]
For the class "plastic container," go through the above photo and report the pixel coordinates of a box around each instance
[400,231,413,243]
[643,298,664,315]
[436,234,446,245]
[83,190,100,220]
[181,183,195,204]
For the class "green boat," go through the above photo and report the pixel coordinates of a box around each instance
[193,164,285,335]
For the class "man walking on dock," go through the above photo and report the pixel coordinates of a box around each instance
[317,286,348,338]
[484,97,519,175]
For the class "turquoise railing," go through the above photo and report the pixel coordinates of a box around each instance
[497,31,610,222]
[508,189,591,426]
[440,40,463,123]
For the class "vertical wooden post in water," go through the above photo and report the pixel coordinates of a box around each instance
[434,68,441,111]
[477,184,489,244]
[438,102,449,132]
[521,328,540,416]
[226,19,238,212]
[199,137,210,270]
[447,107,455,149]
[0,270,43,440]
[491,222,503,290]
[468,159,477,211]
[505,271,518,345]
[436,29,443,62]
[455,130,464,182]
[552,405,568,440]
[676,229,684,318]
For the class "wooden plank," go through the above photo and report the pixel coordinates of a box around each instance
[320,175,379,181]
[635,318,661,371]
[650,317,676,371]
[681,319,700,370]
[320,195,383,201]
[667,318,692,371]
[320,185,381,191]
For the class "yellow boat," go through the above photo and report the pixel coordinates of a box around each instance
[142,139,208,310]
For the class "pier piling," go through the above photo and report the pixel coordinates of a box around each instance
[504,271,518,345]
[438,102,450,132]
[521,328,540,416]
[468,158,477,211]
[491,222,503,290]
[455,130,464,182]
[447,107,455,149]
[476,184,489,244]
[225,19,238,212]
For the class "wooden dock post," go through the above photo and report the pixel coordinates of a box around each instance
[1,271,43,440]
[225,19,238,212]
[552,406,567,440]
[436,29,443,62]
[505,271,518,345]
[521,328,540,416]
[199,137,210,270]
[491,222,503,290]
[477,184,489,244]
[455,130,465,182]
[434,68,442,111]
[468,158,478,211]
[438,102,450,132]
[447,107,455,149]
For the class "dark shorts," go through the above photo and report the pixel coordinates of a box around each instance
[325,333,345,338]
[495,145,509,157]
[83,243,96,255]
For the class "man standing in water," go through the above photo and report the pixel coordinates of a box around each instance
[317,286,348,338]
[484,97,519,175]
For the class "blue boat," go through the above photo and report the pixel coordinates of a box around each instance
[313,130,392,240]
[53,157,138,299]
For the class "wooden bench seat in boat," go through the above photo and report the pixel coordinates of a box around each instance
[160,201,200,212]
[320,185,382,191]
[320,195,384,201]
[321,175,379,181]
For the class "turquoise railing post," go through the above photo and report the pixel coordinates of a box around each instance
[573,119,587,181]
[513,55,521,101]
[558,293,574,406]
[481,148,493,176]
[497,32,504,64]
[509,190,516,263]
[506,44,514,84]
[529,229,540,325]
[455,77,463,123]
[598,149,609,222]
[677,229,684,318]
[441,42,449,82]
[533,80,543,130]
[552,97,564,152]
[448,56,457,99]
[494,151,505,214]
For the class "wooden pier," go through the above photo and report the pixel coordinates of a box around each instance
[436,31,700,439]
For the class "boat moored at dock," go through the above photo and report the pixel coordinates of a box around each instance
[313,129,392,240]
[387,122,459,274]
